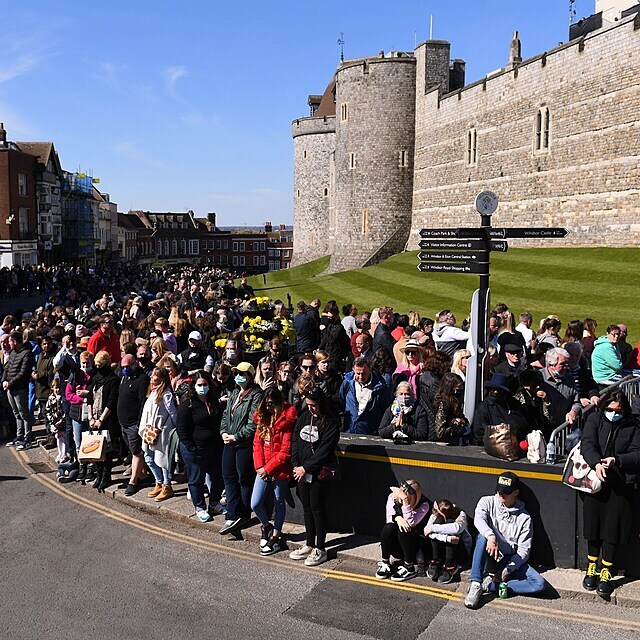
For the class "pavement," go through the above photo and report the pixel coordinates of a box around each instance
[32,434,640,609]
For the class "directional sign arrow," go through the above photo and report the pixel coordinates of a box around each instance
[490,240,508,252]
[417,262,490,275]
[418,251,489,262]
[490,227,569,239]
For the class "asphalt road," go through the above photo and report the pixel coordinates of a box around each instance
[1,446,640,640]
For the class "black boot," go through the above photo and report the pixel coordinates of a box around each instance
[92,464,104,489]
[97,463,112,493]
[582,560,599,591]
[85,463,97,483]
[596,565,614,598]
[77,463,88,484]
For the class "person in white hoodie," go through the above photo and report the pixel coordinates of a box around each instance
[464,472,545,609]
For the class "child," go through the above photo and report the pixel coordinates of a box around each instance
[45,377,66,463]
[424,499,472,583]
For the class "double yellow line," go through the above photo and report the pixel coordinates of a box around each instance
[12,449,640,632]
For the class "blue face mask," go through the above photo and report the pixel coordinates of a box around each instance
[195,385,209,396]
[604,410,623,422]
[234,374,247,387]
[122,367,133,377]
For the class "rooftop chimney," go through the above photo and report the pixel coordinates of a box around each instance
[264,221,273,232]
[0,123,6,147]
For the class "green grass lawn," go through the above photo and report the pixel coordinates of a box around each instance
[248,249,640,342]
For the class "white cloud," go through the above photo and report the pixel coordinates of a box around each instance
[164,65,188,94]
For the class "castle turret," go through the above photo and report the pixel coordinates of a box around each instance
[507,31,522,69]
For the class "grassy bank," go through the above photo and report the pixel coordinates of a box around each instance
[248,249,640,341]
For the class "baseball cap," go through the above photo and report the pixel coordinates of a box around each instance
[188,330,203,341]
[231,362,255,376]
[496,471,520,495]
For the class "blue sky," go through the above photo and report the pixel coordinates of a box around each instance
[0,0,594,226]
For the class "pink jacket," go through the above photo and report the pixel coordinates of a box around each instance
[385,493,430,528]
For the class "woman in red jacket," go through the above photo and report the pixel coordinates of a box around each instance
[251,387,297,555]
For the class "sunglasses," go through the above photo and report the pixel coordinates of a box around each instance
[405,350,418,356]
[301,364,316,370]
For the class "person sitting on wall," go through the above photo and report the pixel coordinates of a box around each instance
[464,472,545,609]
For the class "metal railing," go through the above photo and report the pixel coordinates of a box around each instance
[548,374,640,461]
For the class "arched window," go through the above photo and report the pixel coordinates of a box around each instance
[535,107,551,152]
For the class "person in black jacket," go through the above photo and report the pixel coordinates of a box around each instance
[471,373,528,446]
[290,387,340,567]
[318,303,350,373]
[116,353,149,495]
[2,332,36,448]
[579,389,640,598]
[293,302,319,355]
[313,350,342,417]
[379,382,429,441]
[177,371,223,522]
[372,307,396,362]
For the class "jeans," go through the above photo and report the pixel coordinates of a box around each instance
[250,475,288,532]
[222,444,255,520]
[72,419,88,452]
[180,443,223,511]
[144,452,171,485]
[7,388,33,441]
[61,398,76,457]
[470,534,545,594]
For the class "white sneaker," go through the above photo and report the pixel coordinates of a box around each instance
[304,547,328,566]
[289,544,314,560]
[465,581,483,609]
[375,561,392,579]
[196,509,212,523]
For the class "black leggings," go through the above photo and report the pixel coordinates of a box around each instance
[431,538,458,566]
[588,540,616,566]
[380,522,422,565]
[298,480,331,550]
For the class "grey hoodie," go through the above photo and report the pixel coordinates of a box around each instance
[474,494,532,574]
[433,324,469,357]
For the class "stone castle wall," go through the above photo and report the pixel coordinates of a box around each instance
[328,55,417,273]
[410,15,640,250]
[291,116,335,266]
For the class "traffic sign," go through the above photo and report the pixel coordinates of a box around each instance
[419,229,460,238]
[419,239,486,250]
[417,262,490,274]
[475,191,499,215]
[490,227,569,239]
[418,251,488,262]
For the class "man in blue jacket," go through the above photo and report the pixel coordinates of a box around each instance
[339,356,388,435]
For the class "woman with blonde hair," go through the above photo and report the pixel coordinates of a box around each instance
[150,337,170,363]
[250,387,297,555]
[375,479,430,582]
[313,350,342,414]
[408,311,421,328]
[254,356,277,391]
[451,349,471,382]
[392,339,426,397]
[169,305,189,352]
[139,367,178,502]
[119,329,135,355]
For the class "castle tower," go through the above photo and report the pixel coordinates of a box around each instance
[327,52,417,273]
[290,81,336,267]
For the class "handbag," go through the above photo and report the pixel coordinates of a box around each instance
[562,442,602,494]
[484,423,520,462]
[526,430,546,464]
[142,424,163,447]
[78,431,107,462]
[318,461,341,481]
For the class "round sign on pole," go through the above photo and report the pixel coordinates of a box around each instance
[475,190,499,215]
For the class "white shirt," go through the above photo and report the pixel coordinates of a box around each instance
[515,323,535,349]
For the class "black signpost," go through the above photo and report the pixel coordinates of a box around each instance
[417,191,569,422]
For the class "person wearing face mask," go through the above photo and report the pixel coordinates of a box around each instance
[579,389,640,598]
[219,362,263,534]
[220,339,241,367]
[65,350,94,479]
[379,381,429,441]
[540,347,582,432]
[177,371,224,521]
[472,373,529,446]
[136,343,155,376]
[87,351,120,492]
[117,353,150,496]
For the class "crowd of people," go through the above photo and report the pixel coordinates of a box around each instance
[1,263,639,603]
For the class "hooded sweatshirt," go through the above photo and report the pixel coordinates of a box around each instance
[433,324,469,357]
[591,335,623,383]
[474,494,532,574]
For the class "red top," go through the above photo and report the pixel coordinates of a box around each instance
[252,403,297,480]
[87,329,121,364]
